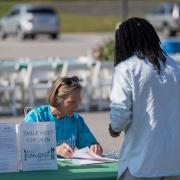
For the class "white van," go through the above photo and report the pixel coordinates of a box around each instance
[0,4,60,40]
[145,3,180,37]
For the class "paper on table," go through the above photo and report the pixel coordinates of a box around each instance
[0,123,19,173]
[71,147,118,165]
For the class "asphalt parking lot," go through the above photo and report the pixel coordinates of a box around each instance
[0,33,113,59]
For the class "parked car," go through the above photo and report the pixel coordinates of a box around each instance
[145,3,180,37]
[0,4,60,40]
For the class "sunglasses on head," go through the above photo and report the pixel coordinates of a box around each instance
[61,76,80,86]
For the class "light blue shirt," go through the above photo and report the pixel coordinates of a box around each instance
[24,105,97,150]
[110,55,180,178]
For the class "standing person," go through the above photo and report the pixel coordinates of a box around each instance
[109,17,180,180]
[25,76,103,159]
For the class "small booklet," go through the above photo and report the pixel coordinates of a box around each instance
[71,147,118,165]
[0,122,57,173]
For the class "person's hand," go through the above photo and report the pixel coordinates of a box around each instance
[90,143,103,156]
[109,124,121,137]
[56,143,74,159]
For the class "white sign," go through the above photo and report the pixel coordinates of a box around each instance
[0,123,19,173]
[20,122,57,171]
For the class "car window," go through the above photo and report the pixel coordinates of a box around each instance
[26,8,56,15]
[8,9,20,17]
[151,6,165,14]
[165,4,173,14]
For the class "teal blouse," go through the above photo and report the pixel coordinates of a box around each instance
[24,105,97,149]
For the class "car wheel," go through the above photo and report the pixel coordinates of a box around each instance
[163,24,171,37]
[30,34,36,40]
[0,26,7,40]
[17,27,27,40]
[50,33,58,40]
[163,24,177,37]
[169,30,177,37]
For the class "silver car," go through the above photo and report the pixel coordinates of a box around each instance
[145,3,180,37]
[0,4,60,40]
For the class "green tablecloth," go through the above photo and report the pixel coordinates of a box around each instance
[0,160,117,180]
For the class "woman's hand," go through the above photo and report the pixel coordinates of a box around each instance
[90,143,103,156]
[109,124,121,137]
[56,143,74,159]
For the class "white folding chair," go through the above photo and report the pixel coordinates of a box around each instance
[24,63,56,107]
[60,61,91,111]
[24,107,40,122]
[0,63,18,115]
[90,61,114,111]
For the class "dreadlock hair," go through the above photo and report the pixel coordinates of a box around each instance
[115,17,166,74]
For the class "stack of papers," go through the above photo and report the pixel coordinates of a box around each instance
[71,147,118,165]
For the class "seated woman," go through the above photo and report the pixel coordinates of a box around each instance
[24,76,103,159]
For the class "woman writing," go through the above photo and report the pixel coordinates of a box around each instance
[25,76,103,158]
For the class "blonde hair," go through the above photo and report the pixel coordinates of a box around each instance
[48,76,82,107]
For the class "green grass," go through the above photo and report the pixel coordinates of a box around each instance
[0,2,15,17]
[60,13,120,32]
[0,1,121,33]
